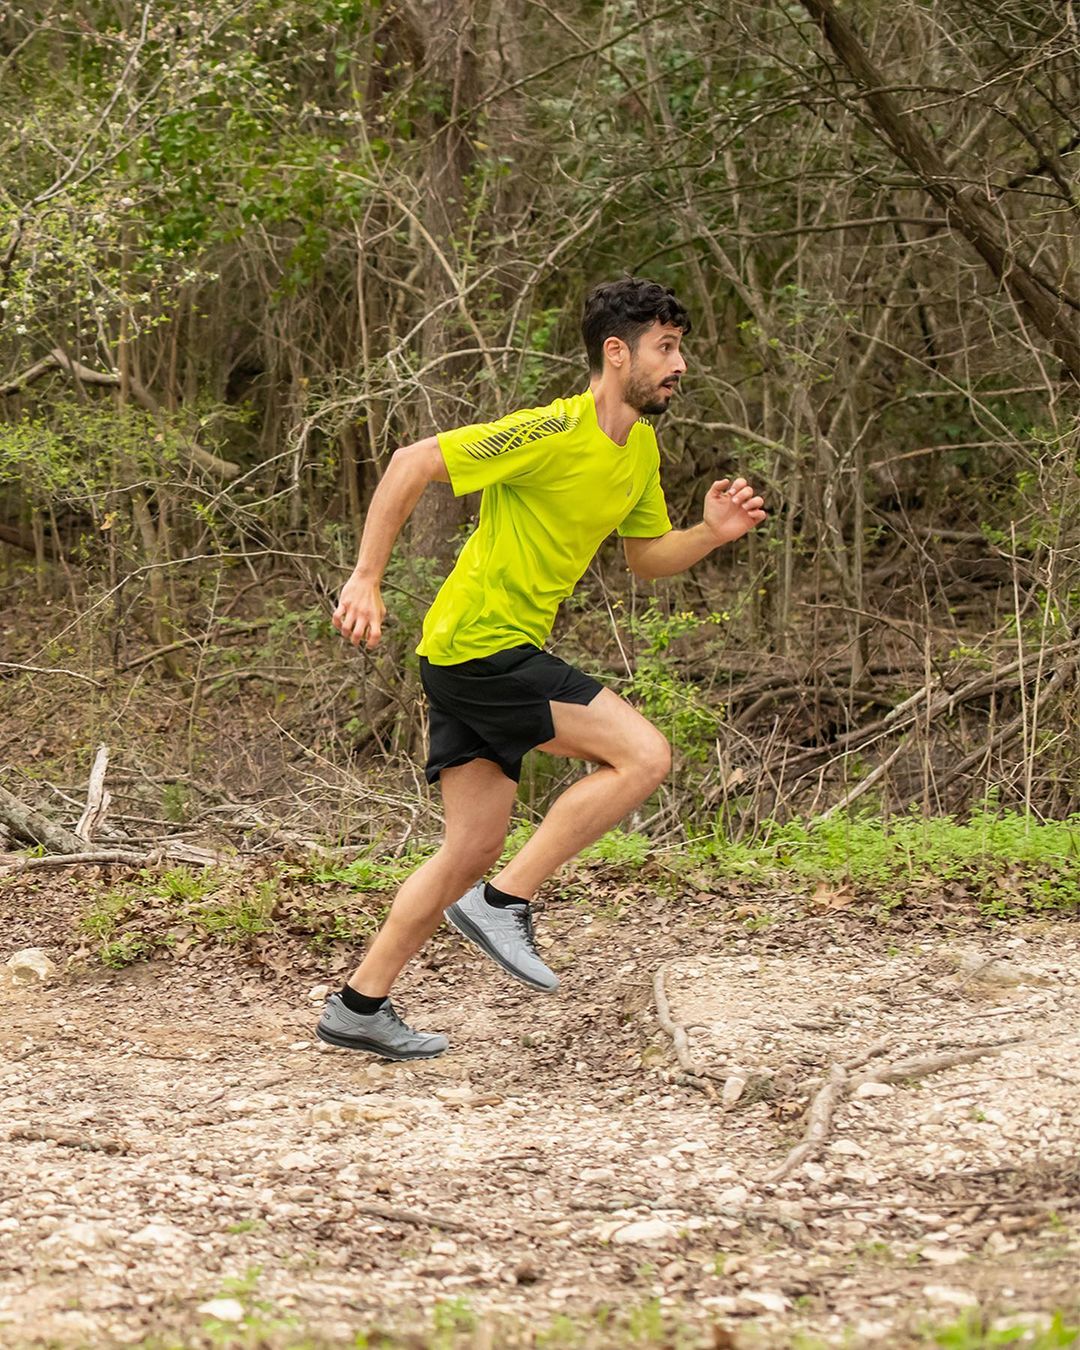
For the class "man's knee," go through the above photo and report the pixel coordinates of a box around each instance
[632,730,671,790]
[444,833,505,877]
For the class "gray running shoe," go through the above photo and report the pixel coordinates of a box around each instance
[316,994,448,1060]
[446,883,559,993]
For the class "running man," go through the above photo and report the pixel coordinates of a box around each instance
[317,277,766,1059]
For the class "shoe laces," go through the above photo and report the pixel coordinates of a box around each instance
[383,999,410,1028]
[509,903,538,953]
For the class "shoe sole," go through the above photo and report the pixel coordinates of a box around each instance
[446,904,559,993]
[315,1024,447,1060]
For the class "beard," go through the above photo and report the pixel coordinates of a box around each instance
[625,365,677,416]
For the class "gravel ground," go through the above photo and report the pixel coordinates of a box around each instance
[1,877,1078,1348]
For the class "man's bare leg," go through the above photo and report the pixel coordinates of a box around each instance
[348,758,518,996]
[489,689,669,900]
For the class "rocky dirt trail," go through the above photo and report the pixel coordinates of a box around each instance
[1,883,1078,1349]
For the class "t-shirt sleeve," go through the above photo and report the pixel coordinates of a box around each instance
[617,456,672,538]
[437,406,566,497]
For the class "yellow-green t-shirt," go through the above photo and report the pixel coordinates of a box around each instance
[416,388,672,665]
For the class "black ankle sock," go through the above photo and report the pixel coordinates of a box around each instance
[340,984,387,1016]
[485,881,529,909]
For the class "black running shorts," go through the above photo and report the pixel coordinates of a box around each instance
[419,644,604,784]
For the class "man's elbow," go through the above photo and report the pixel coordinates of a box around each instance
[391,436,449,485]
[624,537,664,581]
[626,556,656,581]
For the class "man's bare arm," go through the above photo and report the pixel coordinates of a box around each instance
[623,477,766,580]
[334,437,449,649]
[622,523,723,580]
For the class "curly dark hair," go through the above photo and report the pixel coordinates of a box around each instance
[581,277,692,374]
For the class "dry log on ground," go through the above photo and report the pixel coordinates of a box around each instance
[0,845,223,875]
[0,784,83,854]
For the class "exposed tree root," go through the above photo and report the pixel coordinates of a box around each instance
[765,1039,1018,1183]
[653,961,702,1077]
[9,1125,130,1154]
[765,1065,847,1182]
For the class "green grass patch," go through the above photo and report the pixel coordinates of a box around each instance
[925,1309,1080,1347]
[688,809,1080,919]
[76,861,392,968]
[193,879,279,941]
[581,829,652,867]
[297,855,419,889]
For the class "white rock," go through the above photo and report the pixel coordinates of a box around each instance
[854,1081,894,1099]
[741,1290,789,1314]
[716,1185,750,1208]
[923,1285,978,1308]
[802,1162,827,1183]
[430,1239,457,1256]
[990,1313,1052,1335]
[277,1151,316,1171]
[855,1319,894,1340]
[6,948,57,983]
[922,1246,967,1266]
[830,1139,869,1157]
[129,1223,191,1246]
[197,1298,245,1323]
[610,1219,680,1248]
[307,984,330,1003]
[700,1295,739,1313]
[41,1220,117,1252]
[984,1231,1018,1256]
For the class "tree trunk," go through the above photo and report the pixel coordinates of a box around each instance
[798,0,1080,383]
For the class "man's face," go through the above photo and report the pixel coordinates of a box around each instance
[623,321,687,415]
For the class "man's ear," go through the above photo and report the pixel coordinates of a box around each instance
[603,335,627,369]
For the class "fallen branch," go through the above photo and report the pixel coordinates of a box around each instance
[0,661,104,687]
[0,844,224,876]
[76,744,111,844]
[771,636,1080,776]
[930,660,1075,796]
[0,784,83,854]
[1,347,241,478]
[109,618,275,675]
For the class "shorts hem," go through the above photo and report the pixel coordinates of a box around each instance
[425,752,521,785]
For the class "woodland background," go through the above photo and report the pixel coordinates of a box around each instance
[1,0,1078,860]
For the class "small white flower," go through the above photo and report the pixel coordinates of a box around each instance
[15,324,27,334]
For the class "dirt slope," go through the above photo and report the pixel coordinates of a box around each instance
[1,883,1078,1348]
